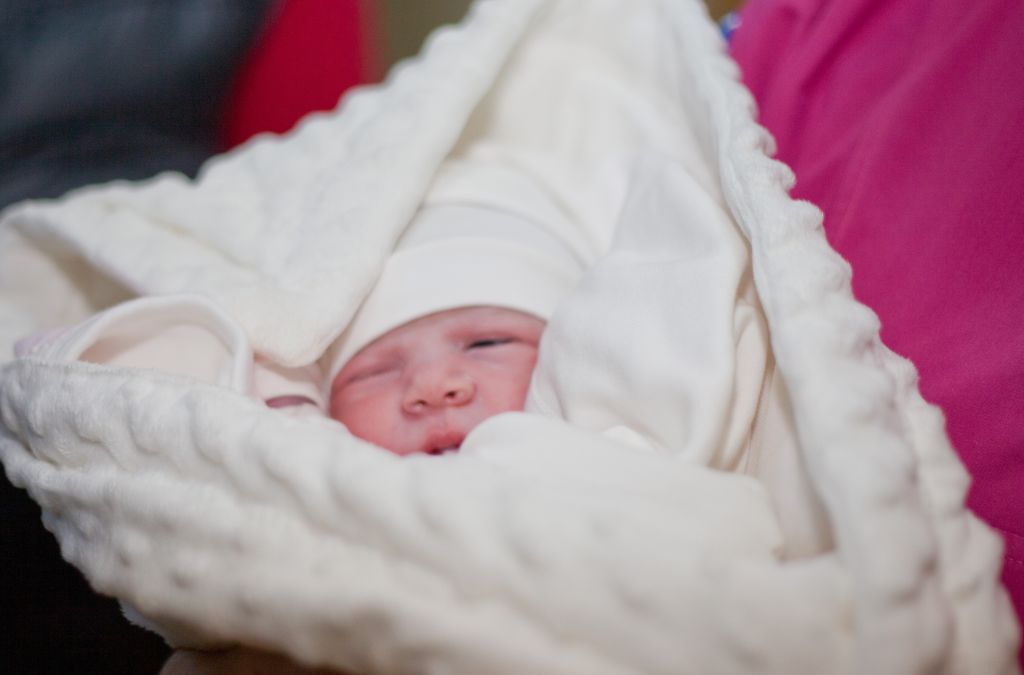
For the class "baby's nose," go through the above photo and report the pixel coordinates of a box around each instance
[403,370,476,414]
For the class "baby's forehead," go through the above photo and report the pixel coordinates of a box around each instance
[380,305,538,342]
[410,305,535,328]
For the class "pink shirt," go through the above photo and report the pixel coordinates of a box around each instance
[731,0,1024,657]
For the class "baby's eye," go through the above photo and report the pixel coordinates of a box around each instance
[467,337,513,350]
[345,363,399,384]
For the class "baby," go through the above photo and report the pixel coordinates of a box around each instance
[319,170,586,454]
[18,160,587,457]
[330,306,545,456]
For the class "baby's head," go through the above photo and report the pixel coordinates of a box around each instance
[324,163,585,455]
[330,306,543,455]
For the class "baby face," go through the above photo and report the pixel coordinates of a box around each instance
[330,307,544,456]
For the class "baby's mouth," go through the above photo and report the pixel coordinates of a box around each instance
[422,429,466,456]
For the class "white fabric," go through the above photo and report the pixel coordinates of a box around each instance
[13,295,251,391]
[324,157,588,381]
[0,1,1017,674]
[14,295,326,411]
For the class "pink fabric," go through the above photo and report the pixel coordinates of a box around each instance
[221,0,377,148]
[731,0,1024,661]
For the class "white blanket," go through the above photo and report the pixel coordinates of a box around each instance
[0,0,1017,673]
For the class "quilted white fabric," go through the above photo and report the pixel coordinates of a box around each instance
[0,0,1017,673]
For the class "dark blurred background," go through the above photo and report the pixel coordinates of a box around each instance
[381,0,740,64]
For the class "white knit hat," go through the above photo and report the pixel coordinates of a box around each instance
[324,159,587,385]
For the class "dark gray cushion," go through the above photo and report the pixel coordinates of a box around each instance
[0,0,276,207]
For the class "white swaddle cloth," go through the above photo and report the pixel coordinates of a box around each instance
[0,0,1017,673]
[323,157,590,388]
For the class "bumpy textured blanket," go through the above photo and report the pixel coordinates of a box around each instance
[0,0,1018,673]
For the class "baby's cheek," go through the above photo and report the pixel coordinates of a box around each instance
[514,354,540,398]
[328,391,349,424]
[331,392,403,453]
[330,393,374,434]
[483,363,536,414]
